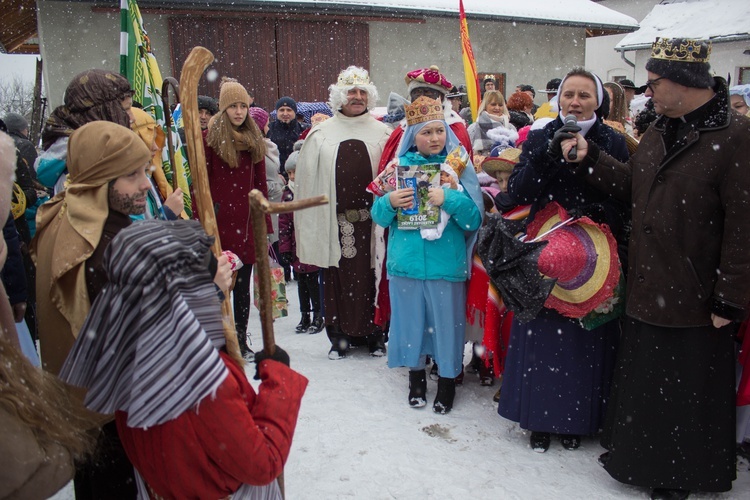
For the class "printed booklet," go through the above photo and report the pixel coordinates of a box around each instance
[396,163,441,229]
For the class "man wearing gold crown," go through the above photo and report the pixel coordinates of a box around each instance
[564,37,750,499]
[295,66,391,360]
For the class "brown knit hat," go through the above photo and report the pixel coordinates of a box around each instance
[218,77,251,113]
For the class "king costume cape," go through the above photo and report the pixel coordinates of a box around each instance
[295,110,390,268]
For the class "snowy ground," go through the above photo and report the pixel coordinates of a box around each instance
[52,280,750,499]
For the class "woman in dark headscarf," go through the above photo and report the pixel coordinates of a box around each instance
[498,67,630,453]
[37,69,134,193]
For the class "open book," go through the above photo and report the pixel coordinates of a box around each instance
[396,163,441,229]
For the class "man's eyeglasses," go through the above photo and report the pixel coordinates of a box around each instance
[411,87,443,100]
[645,76,666,93]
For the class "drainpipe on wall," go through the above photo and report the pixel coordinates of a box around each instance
[617,48,636,69]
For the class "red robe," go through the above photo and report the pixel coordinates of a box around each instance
[116,352,308,499]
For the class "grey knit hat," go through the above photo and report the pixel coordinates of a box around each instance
[285,150,299,172]
[3,113,29,135]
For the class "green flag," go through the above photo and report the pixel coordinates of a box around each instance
[120,0,192,217]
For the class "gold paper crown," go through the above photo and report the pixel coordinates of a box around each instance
[404,96,443,126]
[337,67,371,87]
[650,37,711,63]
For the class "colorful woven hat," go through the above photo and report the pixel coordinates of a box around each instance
[525,202,620,318]
[481,147,521,176]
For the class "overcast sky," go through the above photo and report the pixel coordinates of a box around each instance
[0,54,40,84]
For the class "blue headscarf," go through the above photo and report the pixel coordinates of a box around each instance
[397,117,484,275]
[730,84,750,107]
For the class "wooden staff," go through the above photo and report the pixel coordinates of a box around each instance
[248,189,327,500]
[248,190,328,355]
[161,76,181,191]
[179,47,242,366]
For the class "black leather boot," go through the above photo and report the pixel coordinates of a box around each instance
[295,313,311,333]
[433,376,456,414]
[408,370,427,408]
[308,313,324,334]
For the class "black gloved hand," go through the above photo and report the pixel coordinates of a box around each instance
[547,122,582,160]
[278,252,293,267]
[253,345,291,380]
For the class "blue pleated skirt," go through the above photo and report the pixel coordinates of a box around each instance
[387,276,466,378]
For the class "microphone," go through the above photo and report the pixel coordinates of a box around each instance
[564,114,578,161]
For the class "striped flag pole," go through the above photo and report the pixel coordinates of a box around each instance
[459,0,481,121]
[119,0,193,217]
[119,0,129,76]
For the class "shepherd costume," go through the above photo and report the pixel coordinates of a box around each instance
[59,220,308,500]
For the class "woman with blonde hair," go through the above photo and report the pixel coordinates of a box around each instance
[468,90,516,157]
[204,77,272,361]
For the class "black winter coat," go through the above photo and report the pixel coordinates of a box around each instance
[509,117,630,243]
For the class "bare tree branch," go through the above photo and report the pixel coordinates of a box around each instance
[0,75,35,117]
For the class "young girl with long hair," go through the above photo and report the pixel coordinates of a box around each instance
[204,77,271,361]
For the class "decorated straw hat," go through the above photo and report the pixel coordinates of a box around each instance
[481,147,521,176]
[525,202,620,318]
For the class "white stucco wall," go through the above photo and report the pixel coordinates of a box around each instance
[370,18,584,106]
[37,1,172,107]
[38,1,585,108]
[585,0,658,82]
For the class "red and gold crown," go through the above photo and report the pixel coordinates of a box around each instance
[404,96,443,126]
[650,37,711,63]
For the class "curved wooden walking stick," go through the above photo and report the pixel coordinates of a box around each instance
[161,76,181,191]
[247,189,327,500]
[179,47,243,366]
[248,190,328,354]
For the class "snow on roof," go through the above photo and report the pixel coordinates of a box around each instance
[233,0,638,30]
[616,0,750,51]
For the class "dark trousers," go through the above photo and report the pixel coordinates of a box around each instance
[74,421,136,499]
[233,264,253,353]
[297,271,321,314]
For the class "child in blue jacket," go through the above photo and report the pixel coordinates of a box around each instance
[371,97,483,414]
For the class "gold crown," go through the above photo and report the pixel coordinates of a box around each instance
[650,37,711,63]
[404,96,443,126]
[337,67,371,87]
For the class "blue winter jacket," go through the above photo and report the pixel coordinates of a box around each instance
[372,188,482,282]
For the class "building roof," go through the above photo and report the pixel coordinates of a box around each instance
[158,0,639,31]
[615,0,750,51]
[0,0,38,54]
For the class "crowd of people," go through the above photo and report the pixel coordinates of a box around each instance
[2,35,750,499]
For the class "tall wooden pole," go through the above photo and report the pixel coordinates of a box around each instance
[247,189,327,500]
[179,47,242,366]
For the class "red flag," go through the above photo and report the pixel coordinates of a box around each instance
[460,0,481,121]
